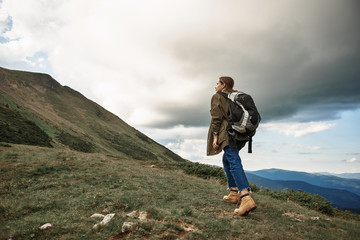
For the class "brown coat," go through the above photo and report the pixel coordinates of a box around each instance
[206,92,248,156]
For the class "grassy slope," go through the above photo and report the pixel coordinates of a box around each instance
[1,144,359,240]
[0,103,52,147]
[0,67,183,163]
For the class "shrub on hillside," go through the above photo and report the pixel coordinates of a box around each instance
[178,162,262,193]
[163,149,185,162]
[262,188,334,215]
[93,127,158,161]
[249,183,260,192]
[57,132,94,153]
[0,104,52,147]
[135,132,153,144]
[111,133,158,161]
[179,161,227,182]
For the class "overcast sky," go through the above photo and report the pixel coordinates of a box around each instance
[1,0,359,173]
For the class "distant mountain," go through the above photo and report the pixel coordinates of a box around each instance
[248,168,360,197]
[0,67,185,163]
[246,173,360,211]
[319,172,360,180]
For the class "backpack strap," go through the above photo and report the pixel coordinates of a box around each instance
[217,92,233,124]
[248,136,252,153]
[217,92,228,99]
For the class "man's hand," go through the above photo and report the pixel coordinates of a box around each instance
[212,135,219,150]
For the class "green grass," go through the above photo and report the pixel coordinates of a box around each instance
[0,104,52,147]
[1,144,359,240]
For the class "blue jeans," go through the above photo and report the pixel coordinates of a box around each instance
[222,141,250,191]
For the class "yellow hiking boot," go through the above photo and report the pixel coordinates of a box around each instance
[234,194,257,215]
[223,188,240,204]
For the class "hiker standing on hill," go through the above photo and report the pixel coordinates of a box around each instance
[207,76,257,216]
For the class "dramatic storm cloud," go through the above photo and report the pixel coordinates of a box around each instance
[164,0,360,126]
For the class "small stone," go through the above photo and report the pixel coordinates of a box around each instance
[122,222,135,233]
[93,223,100,230]
[90,213,105,219]
[126,210,139,218]
[138,211,149,221]
[151,165,156,168]
[182,223,198,232]
[39,223,52,230]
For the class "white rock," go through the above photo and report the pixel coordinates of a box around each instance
[92,213,116,229]
[39,223,52,230]
[122,221,135,233]
[90,213,105,219]
[182,223,198,232]
[93,223,100,230]
[100,213,115,225]
[138,211,148,221]
[126,210,139,218]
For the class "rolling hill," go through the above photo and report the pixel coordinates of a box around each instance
[0,66,184,163]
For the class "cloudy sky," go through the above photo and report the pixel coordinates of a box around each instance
[1,0,359,173]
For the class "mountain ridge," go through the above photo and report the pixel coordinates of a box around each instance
[248,168,360,197]
[0,66,184,163]
[316,172,360,180]
[246,172,360,212]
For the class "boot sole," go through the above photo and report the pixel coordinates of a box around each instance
[242,205,257,216]
[235,205,257,216]
[223,196,240,204]
[223,199,240,204]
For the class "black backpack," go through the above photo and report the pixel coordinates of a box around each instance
[218,91,261,153]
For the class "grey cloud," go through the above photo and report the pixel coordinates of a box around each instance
[154,0,360,127]
[145,101,211,128]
